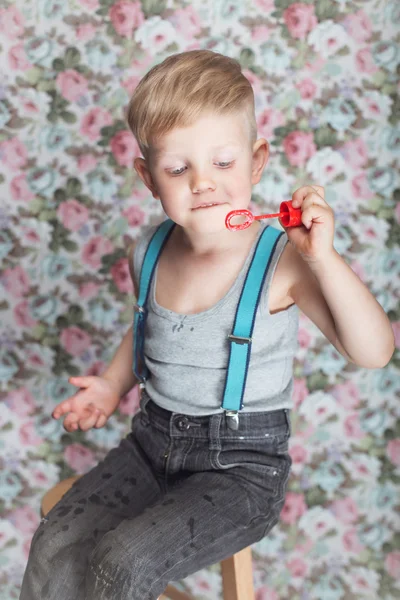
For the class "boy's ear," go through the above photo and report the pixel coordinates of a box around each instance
[134,157,160,199]
[251,138,269,185]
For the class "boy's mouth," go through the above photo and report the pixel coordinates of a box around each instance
[192,202,224,210]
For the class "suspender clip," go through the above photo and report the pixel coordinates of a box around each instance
[227,334,252,345]
[225,410,239,430]
[134,304,146,314]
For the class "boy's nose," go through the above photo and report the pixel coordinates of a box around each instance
[190,172,217,194]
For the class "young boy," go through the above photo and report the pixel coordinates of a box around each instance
[20,50,394,600]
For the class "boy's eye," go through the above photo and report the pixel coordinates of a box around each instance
[170,167,186,176]
[168,160,234,175]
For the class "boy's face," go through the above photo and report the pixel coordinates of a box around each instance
[134,111,269,233]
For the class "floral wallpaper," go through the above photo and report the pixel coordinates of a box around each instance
[0,0,399,599]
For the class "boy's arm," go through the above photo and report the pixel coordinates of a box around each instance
[286,242,395,369]
[102,241,139,397]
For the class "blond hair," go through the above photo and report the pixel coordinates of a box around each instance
[126,50,257,162]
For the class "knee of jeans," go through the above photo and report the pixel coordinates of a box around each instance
[29,520,59,563]
[87,530,167,599]
[87,531,143,591]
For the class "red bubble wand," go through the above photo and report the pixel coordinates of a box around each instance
[225,200,302,231]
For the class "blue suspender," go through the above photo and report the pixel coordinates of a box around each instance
[221,225,282,427]
[132,219,283,425]
[133,219,175,383]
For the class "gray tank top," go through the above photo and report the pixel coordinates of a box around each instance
[133,221,299,415]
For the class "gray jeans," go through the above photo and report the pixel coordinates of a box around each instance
[20,392,292,600]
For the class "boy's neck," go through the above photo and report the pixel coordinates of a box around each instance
[172,221,261,259]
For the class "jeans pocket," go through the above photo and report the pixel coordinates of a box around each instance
[212,441,287,501]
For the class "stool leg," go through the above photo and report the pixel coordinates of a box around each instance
[221,547,255,600]
[160,587,193,600]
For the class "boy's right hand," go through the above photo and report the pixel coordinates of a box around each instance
[52,376,121,432]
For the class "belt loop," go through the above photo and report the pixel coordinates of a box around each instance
[139,385,150,416]
[284,408,292,437]
[208,413,222,450]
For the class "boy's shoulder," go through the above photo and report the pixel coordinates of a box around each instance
[126,222,161,291]
[127,221,163,257]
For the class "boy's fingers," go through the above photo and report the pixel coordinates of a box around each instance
[63,414,80,432]
[94,412,108,429]
[69,376,93,388]
[79,406,100,431]
[52,399,71,419]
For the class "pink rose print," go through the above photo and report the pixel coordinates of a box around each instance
[122,204,145,227]
[111,257,133,293]
[280,492,307,525]
[57,199,89,232]
[76,23,97,41]
[342,528,364,553]
[355,48,378,74]
[298,327,312,350]
[121,74,142,96]
[119,384,140,415]
[242,69,262,93]
[251,25,271,42]
[86,360,107,376]
[289,443,308,467]
[2,265,30,297]
[20,96,41,116]
[82,236,114,269]
[79,281,101,299]
[21,227,40,244]
[0,137,28,170]
[6,387,36,416]
[80,0,99,9]
[170,6,202,39]
[351,173,374,199]
[387,439,400,467]
[56,69,89,102]
[340,138,368,169]
[282,131,316,167]
[385,551,400,579]
[64,443,96,473]
[19,421,43,447]
[14,300,37,328]
[256,587,279,600]
[8,43,32,70]
[255,0,274,11]
[0,5,25,39]
[110,130,141,167]
[9,505,39,534]
[292,377,309,409]
[26,350,47,369]
[60,326,91,356]
[80,107,113,142]
[10,174,35,202]
[77,154,98,172]
[251,25,270,42]
[343,413,366,439]
[343,10,373,43]
[283,3,318,40]
[257,108,285,139]
[286,557,308,578]
[305,56,326,74]
[296,78,317,100]
[331,496,359,524]
[392,321,400,345]
[109,0,144,37]
[332,380,360,410]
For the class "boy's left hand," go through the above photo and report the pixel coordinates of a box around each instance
[280,185,335,264]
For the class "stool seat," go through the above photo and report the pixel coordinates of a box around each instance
[40,477,255,600]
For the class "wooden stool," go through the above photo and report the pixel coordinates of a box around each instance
[41,477,255,600]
